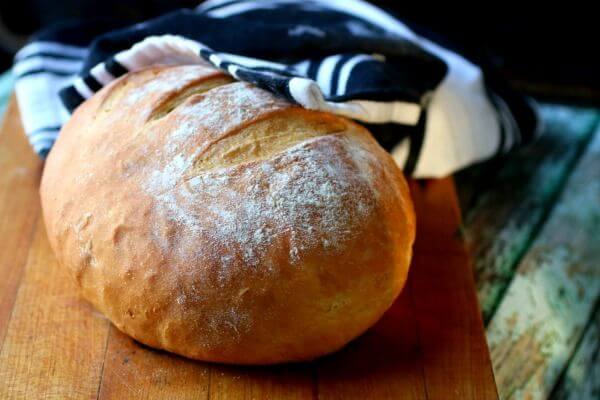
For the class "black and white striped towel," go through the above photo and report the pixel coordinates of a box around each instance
[13,0,538,178]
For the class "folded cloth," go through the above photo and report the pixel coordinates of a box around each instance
[13,0,538,178]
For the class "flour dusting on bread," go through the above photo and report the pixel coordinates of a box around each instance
[145,132,381,270]
[142,81,384,270]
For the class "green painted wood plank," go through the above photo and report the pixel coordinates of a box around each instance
[550,306,599,400]
[457,104,600,322]
[486,126,600,400]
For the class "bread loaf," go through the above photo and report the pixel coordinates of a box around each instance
[40,65,416,364]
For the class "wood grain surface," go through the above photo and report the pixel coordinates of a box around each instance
[0,99,497,399]
[455,104,600,400]
[457,105,600,322]
[0,97,43,348]
[551,306,600,400]
[486,127,600,400]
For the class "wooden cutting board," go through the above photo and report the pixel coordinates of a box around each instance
[0,98,497,399]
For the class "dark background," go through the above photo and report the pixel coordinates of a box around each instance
[1,1,597,104]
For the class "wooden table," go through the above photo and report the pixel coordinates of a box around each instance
[457,104,600,400]
[0,98,498,399]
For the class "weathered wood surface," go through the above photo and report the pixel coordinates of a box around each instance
[456,104,600,322]
[0,98,497,399]
[550,306,599,400]
[485,126,600,400]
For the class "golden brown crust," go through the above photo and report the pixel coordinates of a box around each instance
[40,65,415,364]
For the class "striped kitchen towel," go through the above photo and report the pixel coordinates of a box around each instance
[13,0,538,178]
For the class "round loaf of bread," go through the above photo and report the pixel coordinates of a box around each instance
[40,65,415,364]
